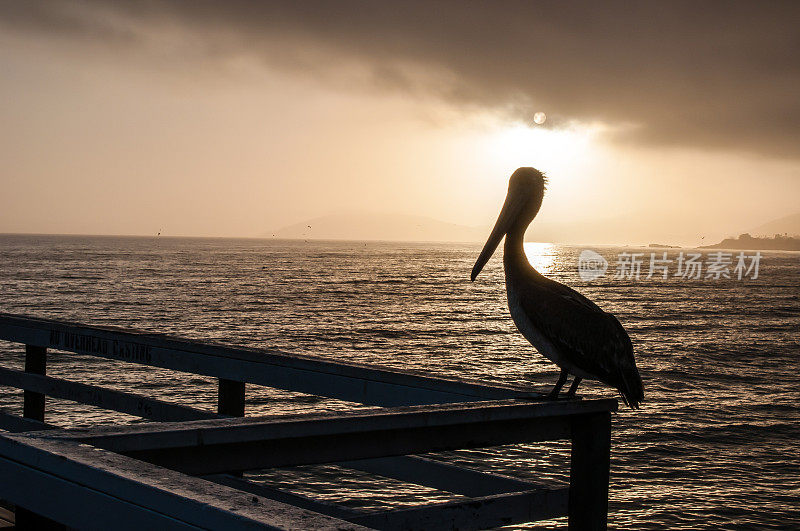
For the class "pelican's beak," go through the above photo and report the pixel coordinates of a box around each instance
[471,189,525,281]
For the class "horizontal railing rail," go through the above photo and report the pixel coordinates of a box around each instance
[39,399,616,473]
[0,312,540,407]
[0,366,218,422]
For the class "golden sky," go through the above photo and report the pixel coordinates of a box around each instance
[1,2,799,245]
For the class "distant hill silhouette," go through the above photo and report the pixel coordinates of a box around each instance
[748,212,800,237]
[699,211,800,250]
[268,212,486,242]
[702,233,800,251]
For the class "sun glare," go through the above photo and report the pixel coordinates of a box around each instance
[486,123,594,173]
[469,120,602,223]
[523,242,557,274]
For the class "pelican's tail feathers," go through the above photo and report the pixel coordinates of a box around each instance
[617,364,644,409]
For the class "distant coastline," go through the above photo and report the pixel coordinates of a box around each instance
[4,231,800,251]
[701,233,800,251]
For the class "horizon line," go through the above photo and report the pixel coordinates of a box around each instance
[0,231,708,248]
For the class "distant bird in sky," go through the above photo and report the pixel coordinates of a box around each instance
[471,167,644,408]
[157,229,162,236]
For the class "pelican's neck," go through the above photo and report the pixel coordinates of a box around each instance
[503,224,534,274]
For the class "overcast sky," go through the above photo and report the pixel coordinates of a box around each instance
[1,1,798,244]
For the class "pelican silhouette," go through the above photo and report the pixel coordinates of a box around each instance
[471,167,644,408]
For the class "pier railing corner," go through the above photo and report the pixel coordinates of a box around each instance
[0,313,616,530]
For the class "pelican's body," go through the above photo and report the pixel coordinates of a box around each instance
[505,246,595,381]
[472,167,643,408]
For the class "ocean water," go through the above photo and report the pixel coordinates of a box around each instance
[0,234,798,529]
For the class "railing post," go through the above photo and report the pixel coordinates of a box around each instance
[19,345,64,529]
[218,378,245,477]
[23,345,46,421]
[568,411,611,530]
[218,379,245,417]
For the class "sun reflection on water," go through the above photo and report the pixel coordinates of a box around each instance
[523,242,556,274]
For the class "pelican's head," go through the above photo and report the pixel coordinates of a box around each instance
[471,167,546,281]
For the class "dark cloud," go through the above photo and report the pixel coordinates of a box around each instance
[3,1,799,159]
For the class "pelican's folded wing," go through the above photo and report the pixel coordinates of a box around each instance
[519,279,643,406]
